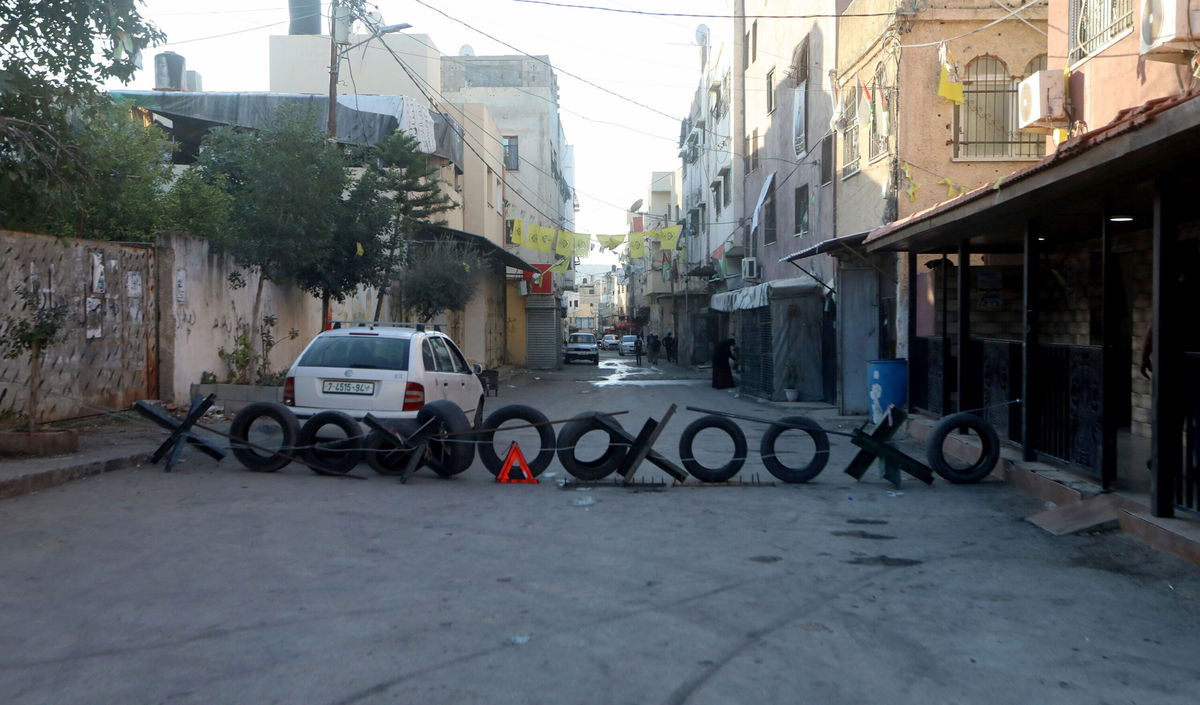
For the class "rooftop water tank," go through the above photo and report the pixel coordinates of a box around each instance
[289,0,321,35]
[154,51,185,91]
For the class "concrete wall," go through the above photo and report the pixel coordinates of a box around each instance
[0,231,158,423]
[269,33,442,104]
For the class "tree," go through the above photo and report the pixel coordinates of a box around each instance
[367,131,455,320]
[195,107,347,374]
[0,288,68,432]
[0,1,163,230]
[396,239,482,323]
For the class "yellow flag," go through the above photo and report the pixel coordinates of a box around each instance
[574,232,590,257]
[547,255,571,273]
[530,225,551,252]
[937,44,963,105]
[510,219,525,245]
[355,241,364,256]
[629,232,645,258]
[657,225,681,250]
[555,230,573,256]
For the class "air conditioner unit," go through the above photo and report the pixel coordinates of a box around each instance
[1140,0,1200,60]
[741,257,761,281]
[1017,71,1068,134]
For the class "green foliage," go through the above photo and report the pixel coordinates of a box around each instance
[0,1,163,232]
[195,107,346,286]
[0,288,68,360]
[199,371,218,385]
[397,239,482,323]
[217,323,255,385]
[216,315,298,385]
[163,168,232,242]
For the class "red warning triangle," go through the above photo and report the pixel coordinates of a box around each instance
[497,441,538,483]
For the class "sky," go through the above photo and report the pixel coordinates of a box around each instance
[106,0,736,265]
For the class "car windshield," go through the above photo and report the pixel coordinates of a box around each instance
[622,336,637,343]
[297,336,410,371]
[569,334,595,344]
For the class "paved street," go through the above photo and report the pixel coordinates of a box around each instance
[2,351,1199,705]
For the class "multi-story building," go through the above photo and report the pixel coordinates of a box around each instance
[863,0,1200,526]
[728,1,841,402]
[622,172,681,339]
[441,52,577,369]
[676,21,740,367]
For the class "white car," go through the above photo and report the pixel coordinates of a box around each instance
[283,326,484,425]
[601,334,619,350]
[618,335,640,356]
[563,332,600,365]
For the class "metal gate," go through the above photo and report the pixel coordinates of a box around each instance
[737,307,773,398]
[525,294,559,369]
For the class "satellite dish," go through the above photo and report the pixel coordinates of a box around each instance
[695,24,710,47]
[459,44,476,56]
[629,199,643,213]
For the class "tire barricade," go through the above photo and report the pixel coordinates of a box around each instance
[153,396,1000,488]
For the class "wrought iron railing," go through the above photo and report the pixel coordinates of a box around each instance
[1034,343,1104,474]
[1175,352,1200,513]
[1069,0,1134,64]
[966,338,1023,443]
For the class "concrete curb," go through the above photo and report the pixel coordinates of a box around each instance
[0,451,150,501]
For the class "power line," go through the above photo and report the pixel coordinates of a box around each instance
[507,1,903,20]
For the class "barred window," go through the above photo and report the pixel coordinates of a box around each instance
[868,63,890,160]
[502,136,519,170]
[954,56,1044,159]
[762,182,777,245]
[794,184,809,237]
[841,84,859,176]
[1069,0,1134,64]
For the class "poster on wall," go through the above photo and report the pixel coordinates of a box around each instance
[90,252,105,294]
[175,268,186,303]
[125,271,143,298]
[85,296,103,339]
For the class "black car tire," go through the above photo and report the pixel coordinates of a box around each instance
[678,415,747,482]
[364,419,423,476]
[926,412,1001,484]
[298,411,364,475]
[759,415,830,483]
[417,400,475,477]
[477,404,556,477]
[229,401,301,472]
[556,412,628,481]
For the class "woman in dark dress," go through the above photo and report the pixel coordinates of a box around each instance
[712,338,736,389]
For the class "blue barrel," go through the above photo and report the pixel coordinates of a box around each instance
[868,359,908,424]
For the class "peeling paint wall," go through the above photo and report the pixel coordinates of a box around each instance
[0,231,157,423]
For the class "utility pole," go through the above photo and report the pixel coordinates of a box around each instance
[327,0,342,140]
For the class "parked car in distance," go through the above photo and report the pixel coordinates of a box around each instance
[283,325,483,425]
[601,334,620,350]
[563,332,600,365]
[618,335,639,356]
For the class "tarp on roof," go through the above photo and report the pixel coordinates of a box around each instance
[710,277,821,311]
[108,90,464,170]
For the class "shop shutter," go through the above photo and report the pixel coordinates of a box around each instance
[526,294,559,369]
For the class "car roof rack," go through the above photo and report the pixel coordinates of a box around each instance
[330,320,444,332]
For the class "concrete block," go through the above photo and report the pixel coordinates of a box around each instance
[0,430,80,458]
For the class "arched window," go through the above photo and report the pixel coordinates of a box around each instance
[1025,54,1048,75]
[955,56,1043,159]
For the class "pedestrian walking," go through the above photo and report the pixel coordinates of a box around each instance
[647,333,661,365]
[663,332,676,364]
[712,337,736,389]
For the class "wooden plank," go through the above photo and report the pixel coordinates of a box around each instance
[1027,494,1131,536]
[617,404,677,482]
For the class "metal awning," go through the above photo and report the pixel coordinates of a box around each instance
[779,231,870,263]
[413,224,537,272]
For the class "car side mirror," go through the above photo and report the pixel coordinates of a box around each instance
[472,362,483,375]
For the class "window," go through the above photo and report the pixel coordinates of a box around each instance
[762,183,777,245]
[698,203,707,239]
[794,184,809,237]
[743,133,751,174]
[743,30,750,68]
[428,336,456,373]
[711,179,723,215]
[868,63,890,160]
[444,337,472,373]
[752,20,758,63]
[820,135,834,184]
[502,136,519,170]
[841,84,860,176]
[766,69,775,113]
[1069,0,1134,63]
[720,167,732,207]
[954,56,1044,159]
[298,337,410,371]
[791,38,810,156]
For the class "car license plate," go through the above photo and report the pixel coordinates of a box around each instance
[322,380,375,395]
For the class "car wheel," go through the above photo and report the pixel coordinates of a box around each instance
[417,400,475,477]
[299,411,365,475]
[556,412,628,481]
[365,419,423,476]
[477,404,556,477]
[760,416,830,483]
[229,401,300,472]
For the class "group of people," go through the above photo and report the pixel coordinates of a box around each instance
[643,332,676,365]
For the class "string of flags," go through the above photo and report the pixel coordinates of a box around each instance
[510,219,682,257]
